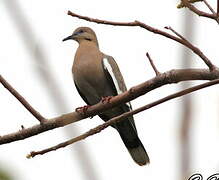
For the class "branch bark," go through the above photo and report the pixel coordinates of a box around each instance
[1,68,219,145]
[181,0,217,19]
[1,9,219,157]
[146,52,160,76]
[203,0,216,14]
[177,0,203,8]
[0,75,45,123]
[27,78,219,158]
[67,11,216,70]
[181,0,219,23]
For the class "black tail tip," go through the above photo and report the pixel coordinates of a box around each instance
[128,146,150,166]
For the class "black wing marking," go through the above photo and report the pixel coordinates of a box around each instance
[102,55,126,94]
[101,55,136,131]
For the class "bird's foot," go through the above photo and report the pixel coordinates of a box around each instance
[75,105,90,113]
[101,96,113,104]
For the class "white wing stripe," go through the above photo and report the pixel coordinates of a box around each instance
[103,58,123,94]
[103,58,132,111]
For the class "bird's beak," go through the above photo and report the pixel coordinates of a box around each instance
[62,35,73,42]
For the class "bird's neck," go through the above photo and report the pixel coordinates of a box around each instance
[78,40,99,48]
[75,41,102,61]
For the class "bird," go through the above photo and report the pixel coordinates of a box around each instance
[63,27,150,166]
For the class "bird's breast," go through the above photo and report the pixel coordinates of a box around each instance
[73,52,104,86]
[72,46,111,104]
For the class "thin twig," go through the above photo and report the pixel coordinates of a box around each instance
[164,26,188,41]
[68,11,216,70]
[181,0,219,24]
[181,0,216,19]
[203,0,216,14]
[162,25,214,70]
[1,68,219,145]
[146,52,160,76]
[0,75,46,123]
[27,78,219,158]
[164,26,214,70]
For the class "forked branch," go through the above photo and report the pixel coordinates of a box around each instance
[1,68,219,145]
[27,79,219,158]
[68,11,216,70]
[179,0,219,23]
[1,8,219,158]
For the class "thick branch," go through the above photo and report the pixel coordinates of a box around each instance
[0,75,45,123]
[28,78,219,158]
[67,11,216,70]
[1,68,219,145]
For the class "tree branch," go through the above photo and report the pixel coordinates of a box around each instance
[165,26,215,70]
[164,26,188,41]
[177,0,203,8]
[181,0,216,19]
[203,0,216,14]
[181,0,219,23]
[1,68,219,145]
[0,75,46,123]
[27,78,219,158]
[146,52,160,76]
[67,11,216,70]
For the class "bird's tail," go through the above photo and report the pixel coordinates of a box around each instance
[118,128,150,166]
[127,137,150,166]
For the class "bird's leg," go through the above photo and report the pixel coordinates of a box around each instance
[75,105,90,113]
[101,96,113,104]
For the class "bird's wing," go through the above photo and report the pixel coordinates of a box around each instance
[101,55,136,130]
[74,81,91,105]
[102,55,127,93]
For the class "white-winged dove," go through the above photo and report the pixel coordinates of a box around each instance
[63,27,149,166]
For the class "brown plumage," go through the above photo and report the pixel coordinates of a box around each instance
[63,27,150,166]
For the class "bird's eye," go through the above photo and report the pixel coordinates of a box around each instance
[79,30,84,33]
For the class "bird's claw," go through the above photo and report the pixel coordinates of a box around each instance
[101,96,113,104]
[75,105,90,113]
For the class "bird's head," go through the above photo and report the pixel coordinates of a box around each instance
[63,27,99,47]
